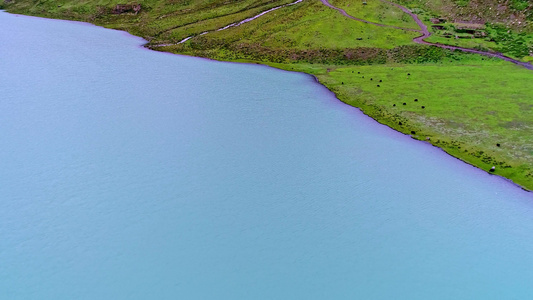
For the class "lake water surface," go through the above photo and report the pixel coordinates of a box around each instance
[1,11,533,299]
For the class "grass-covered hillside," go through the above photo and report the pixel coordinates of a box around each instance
[3,0,532,61]
[399,0,533,29]
[3,0,533,190]
[394,0,533,60]
[1,0,298,41]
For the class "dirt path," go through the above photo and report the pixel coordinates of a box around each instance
[319,0,419,32]
[321,0,533,70]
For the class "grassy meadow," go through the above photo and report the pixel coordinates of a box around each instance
[3,0,533,190]
[330,0,420,30]
[312,60,533,189]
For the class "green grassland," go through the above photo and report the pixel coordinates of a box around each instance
[3,0,533,190]
[330,0,420,30]
[163,0,422,61]
[167,1,417,47]
[313,60,533,189]
[262,56,533,190]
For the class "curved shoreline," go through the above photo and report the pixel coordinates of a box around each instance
[144,48,533,193]
[4,6,531,191]
[305,72,532,193]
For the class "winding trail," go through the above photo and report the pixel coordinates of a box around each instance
[321,0,533,70]
[319,0,419,32]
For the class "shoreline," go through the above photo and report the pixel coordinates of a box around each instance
[124,45,533,193]
[3,9,531,192]
[303,74,532,193]
[297,71,531,193]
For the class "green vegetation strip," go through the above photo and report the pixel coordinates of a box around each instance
[316,61,533,190]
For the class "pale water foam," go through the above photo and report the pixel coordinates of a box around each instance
[0,11,532,299]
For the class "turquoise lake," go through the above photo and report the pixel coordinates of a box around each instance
[1,11,533,299]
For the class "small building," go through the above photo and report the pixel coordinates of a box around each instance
[455,26,477,34]
[430,18,448,24]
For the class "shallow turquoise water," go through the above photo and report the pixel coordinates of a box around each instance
[1,11,533,299]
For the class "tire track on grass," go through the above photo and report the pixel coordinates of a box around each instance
[151,0,303,47]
